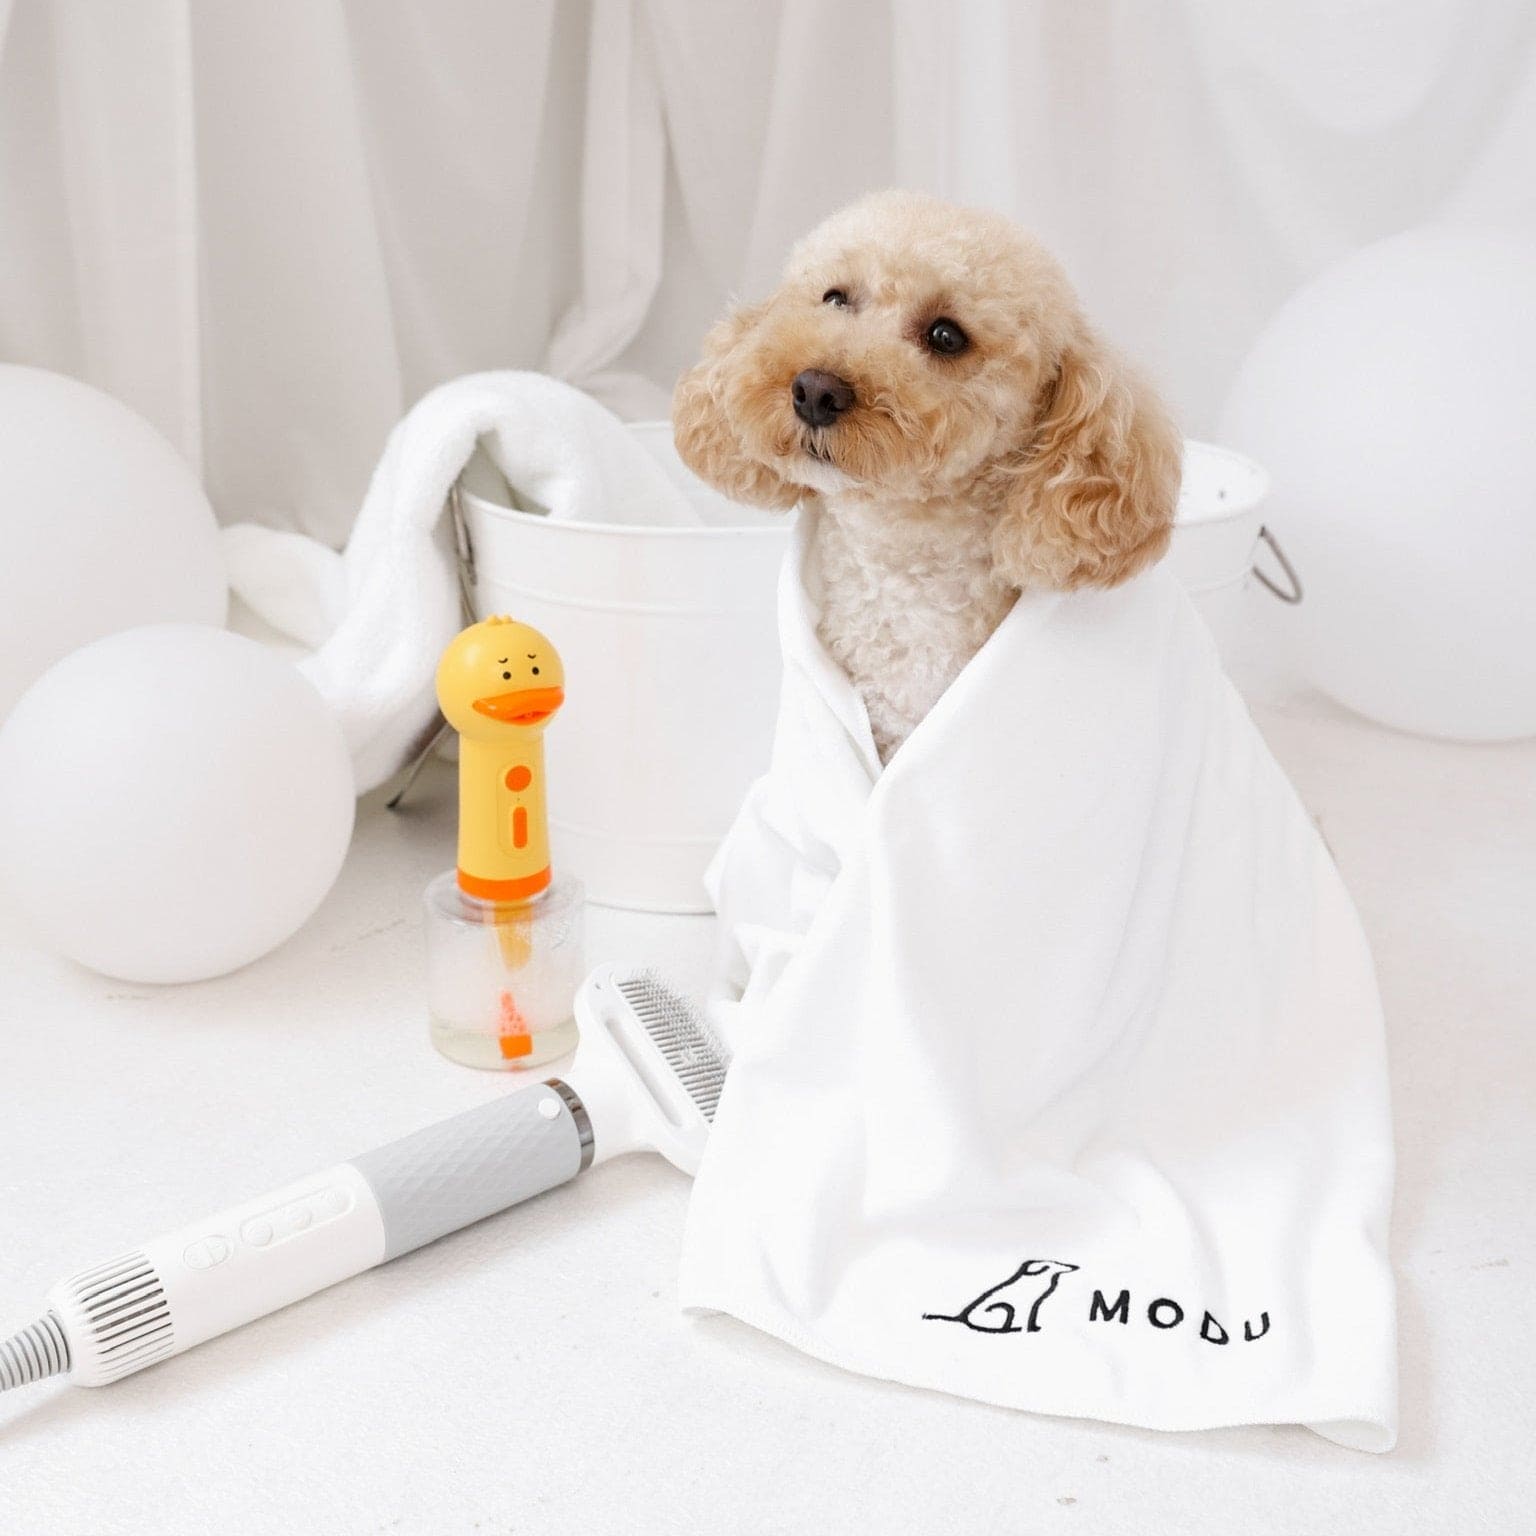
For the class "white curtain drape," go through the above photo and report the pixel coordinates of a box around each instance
[3,0,1533,544]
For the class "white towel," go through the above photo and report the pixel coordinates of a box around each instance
[225,372,696,792]
[682,506,1397,1452]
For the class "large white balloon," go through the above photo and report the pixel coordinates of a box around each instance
[1220,226,1536,741]
[0,626,355,983]
[0,366,227,721]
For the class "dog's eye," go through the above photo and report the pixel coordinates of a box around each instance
[822,288,850,308]
[925,318,969,356]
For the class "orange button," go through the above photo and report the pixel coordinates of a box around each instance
[505,765,532,791]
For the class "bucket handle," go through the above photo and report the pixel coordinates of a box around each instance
[1252,525,1302,605]
[449,480,478,617]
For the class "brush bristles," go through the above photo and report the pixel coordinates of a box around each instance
[615,972,729,1122]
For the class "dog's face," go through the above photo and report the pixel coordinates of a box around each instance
[680,193,1074,500]
[674,190,1181,591]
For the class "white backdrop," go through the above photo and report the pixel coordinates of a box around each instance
[2,0,1533,543]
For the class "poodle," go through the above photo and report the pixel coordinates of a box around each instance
[672,190,1182,763]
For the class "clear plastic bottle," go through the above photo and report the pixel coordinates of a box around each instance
[424,870,584,1070]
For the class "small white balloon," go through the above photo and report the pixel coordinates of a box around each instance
[1220,226,1536,741]
[0,625,355,983]
[0,366,227,721]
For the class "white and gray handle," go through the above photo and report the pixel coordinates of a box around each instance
[29,1082,593,1389]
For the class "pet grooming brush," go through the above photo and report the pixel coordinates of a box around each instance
[0,967,725,1395]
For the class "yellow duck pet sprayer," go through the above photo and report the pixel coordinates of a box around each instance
[425,614,585,1069]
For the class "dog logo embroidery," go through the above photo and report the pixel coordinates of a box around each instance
[922,1258,1080,1335]
[923,1259,1275,1348]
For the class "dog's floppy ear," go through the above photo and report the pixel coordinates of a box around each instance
[672,303,801,510]
[989,325,1181,591]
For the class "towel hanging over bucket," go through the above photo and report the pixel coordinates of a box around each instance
[223,372,699,792]
[683,506,1397,1452]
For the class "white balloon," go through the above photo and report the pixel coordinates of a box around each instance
[0,366,227,721]
[1220,226,1536,741]
[0,626,355,983]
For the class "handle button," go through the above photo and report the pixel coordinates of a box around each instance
[238,1187,353,1251]
[182,1234,233,1270]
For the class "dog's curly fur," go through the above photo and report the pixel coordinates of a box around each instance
[673,190,1182,762]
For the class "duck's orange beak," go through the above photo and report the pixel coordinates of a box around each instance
[471,686,565,726]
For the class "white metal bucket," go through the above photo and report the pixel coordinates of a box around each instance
[457,431,1292,914]
[1166,440,1297,643]
[457,424,790,913]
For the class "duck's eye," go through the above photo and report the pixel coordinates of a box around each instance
[822,288,849,308]
[924,318,968,356]
[502,671,511,680]
[531,667,540,676]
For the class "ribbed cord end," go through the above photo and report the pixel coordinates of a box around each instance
[0,1312,70,1392]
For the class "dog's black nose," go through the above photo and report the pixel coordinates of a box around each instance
[792,369,855,428]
